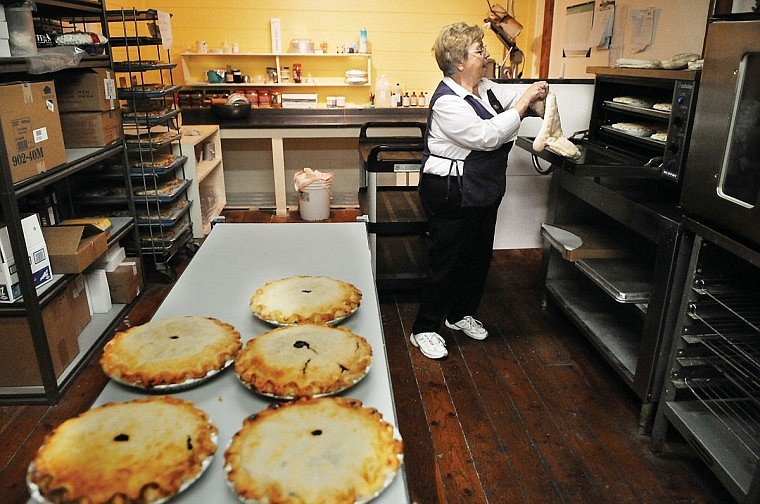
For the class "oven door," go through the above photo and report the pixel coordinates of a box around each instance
[679,18,760,248]
[515,136,663,177]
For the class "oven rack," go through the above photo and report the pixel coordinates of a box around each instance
[682,378,760,458]
[653,230,760,502]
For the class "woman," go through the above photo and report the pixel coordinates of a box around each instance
[410,21,549,359]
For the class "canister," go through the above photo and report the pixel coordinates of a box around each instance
[258,89,270,108]
[270,89,282,108]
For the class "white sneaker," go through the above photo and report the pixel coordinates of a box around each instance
[445,316,488,340]
[410,332,448,359]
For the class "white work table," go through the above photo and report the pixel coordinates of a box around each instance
[90,222,408,503]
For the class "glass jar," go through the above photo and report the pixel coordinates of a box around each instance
[292,63,302,83]
[258,89,270,108]
[266,67,278,84]
[280,66,290,83]
[270,89,282,108]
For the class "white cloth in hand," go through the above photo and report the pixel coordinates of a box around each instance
[532,92,581,160]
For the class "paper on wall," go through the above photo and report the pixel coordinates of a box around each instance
[630,8,655,53]
[587,3,614,49]
[563,1,594,58]
[157,11,172,50]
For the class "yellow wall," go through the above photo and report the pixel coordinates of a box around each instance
[106,0,538,105]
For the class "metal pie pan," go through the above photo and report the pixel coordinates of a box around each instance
[28,433,217,504]
[222,419,402,504]
[234,359,373,401]
[107,359,234,392]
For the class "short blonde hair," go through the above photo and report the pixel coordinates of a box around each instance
[432,22,484,77]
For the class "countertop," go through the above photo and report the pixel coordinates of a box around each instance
[181,106,429,129]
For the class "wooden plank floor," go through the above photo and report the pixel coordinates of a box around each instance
[0,209,733,503]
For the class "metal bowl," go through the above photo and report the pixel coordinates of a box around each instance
[211,102,251,119]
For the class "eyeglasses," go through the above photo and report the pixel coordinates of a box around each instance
[468,45,488,56]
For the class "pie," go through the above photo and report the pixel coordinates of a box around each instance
[653,102,672,112]
[224,396,403,503]
[124,130,180,146]
[611,96,654,108]
[131,153,179,168]
[100,315,242,388]
[134,178,185,197]
[610,122,656,137]
[650,131,668,142]
[235,324,373,398]
[250,275,362,325]
[136,199,189,221]
[28,396,217,504]
[122,108,172,121]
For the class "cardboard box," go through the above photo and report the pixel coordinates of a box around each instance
[0,275,89,386]
[0,81,66,183]
[42,224,108,274]
[106,257,142,304]
[60,217,113,238]
[0,214,53,303]
[59,109,121,148]
[55,68,117,112]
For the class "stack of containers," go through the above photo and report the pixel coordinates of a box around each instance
[0,5,9,57]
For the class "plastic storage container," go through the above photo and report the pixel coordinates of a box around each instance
[298,181,331,221]
[6,1,37,56]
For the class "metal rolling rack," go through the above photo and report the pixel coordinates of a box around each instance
[652,218,760,503]
[105,8,194,282]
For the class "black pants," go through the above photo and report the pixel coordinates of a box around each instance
[411,174,500,334]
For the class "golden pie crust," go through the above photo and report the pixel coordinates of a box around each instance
[100,315,242,388]
[225,396,403,504]
[250,275,362,325]
[29,396,217,504]
[235,324,373,398]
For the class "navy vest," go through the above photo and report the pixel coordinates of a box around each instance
[422,81,512,207]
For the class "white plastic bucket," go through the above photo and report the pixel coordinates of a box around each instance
[298,181,331,221]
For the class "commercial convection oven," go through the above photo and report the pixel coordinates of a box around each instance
[517,67,703,431]
[651,10,760,504]
[517,66,699,182]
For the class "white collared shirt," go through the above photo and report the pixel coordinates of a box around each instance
[423,76,522,176]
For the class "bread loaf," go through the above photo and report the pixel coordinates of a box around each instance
[660,53,701,69]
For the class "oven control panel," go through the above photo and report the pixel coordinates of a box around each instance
[661,80,698,182]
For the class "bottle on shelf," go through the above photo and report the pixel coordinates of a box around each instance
[393,82,402,107]
[402,92,410,107]
[359,28,368,53]
[418,91,426,107]
[410,92,417,107]
[292,63,302,83]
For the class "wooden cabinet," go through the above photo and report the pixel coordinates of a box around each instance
[173,125,225,238]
